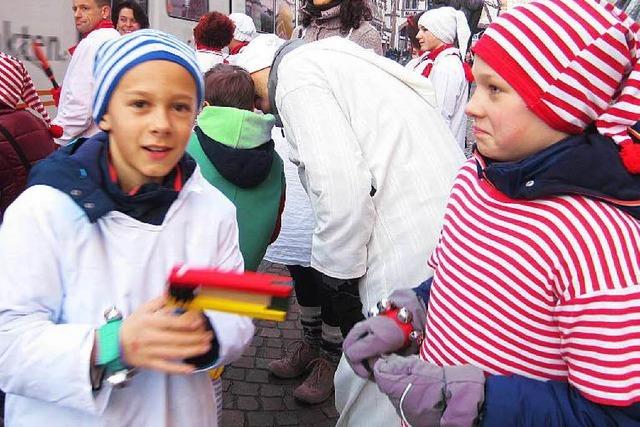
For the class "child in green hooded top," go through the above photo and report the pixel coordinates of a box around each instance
[187,63,285,272]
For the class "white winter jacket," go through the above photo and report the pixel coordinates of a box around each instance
[274,37,465,427]
[0,168,254,426]
[52,28,119,146]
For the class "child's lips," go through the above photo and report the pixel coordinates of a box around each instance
[143,145,172,160]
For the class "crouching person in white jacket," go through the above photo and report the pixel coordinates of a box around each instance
[0,30,254,427]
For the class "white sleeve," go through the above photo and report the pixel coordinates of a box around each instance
[277,84,375,280]
[203,204,254,367]
[430,57,465,128]
[0,190,111,415]
[52,41,97,145]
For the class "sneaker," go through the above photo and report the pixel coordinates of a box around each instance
[293,357,336,404]
[268,340,319,379]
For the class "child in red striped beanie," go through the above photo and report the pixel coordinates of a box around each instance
[343,1,640,426]
[0,52,59,221]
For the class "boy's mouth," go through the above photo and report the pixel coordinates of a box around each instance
[143,146,172,160]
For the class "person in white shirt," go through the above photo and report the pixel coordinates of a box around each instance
[52,0,119,146]
[413,7,471,150]
[0,30,254,427]
[236,34,464,427]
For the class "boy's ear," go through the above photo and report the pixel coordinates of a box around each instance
[98,113,112,132]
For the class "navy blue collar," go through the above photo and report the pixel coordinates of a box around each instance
[476,131,640,219]
[28,132,196,225]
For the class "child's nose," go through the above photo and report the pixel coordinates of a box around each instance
[465,91,481,118]
[151,108,172,133]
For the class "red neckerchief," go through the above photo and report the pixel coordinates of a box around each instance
[68,19,114,56]
[420,43,475,83]
[107,155,183,196]
[421,44,453,78]
[229,41,249,55]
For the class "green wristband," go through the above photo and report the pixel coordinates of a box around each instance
[97,319,125,372]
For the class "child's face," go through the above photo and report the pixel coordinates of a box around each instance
[466,57,569,162]
[99,60,198,192]
[416,27,441,52]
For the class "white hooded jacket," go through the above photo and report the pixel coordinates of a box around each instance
[273,37,465,426]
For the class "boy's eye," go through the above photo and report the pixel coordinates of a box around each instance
[131,100,148,108]
[488,84,501,95]
[173,103,192,112]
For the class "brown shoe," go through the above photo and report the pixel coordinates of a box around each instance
[293,357,336,404]
[268,340,319,379]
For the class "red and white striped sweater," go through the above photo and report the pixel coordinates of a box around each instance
[421,159,640,406]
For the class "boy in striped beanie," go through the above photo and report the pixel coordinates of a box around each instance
[0,29,254,426]
[344,1,640,425]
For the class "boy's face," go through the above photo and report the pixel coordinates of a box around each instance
[72,0,109,35]
[99,60,198,193]
[466,57,569,162]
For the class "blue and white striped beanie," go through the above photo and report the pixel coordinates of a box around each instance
[92,29,204,123]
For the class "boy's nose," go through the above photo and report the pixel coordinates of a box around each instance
[151,109,172,133]
[465,91,481,118]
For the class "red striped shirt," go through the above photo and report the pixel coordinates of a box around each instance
[421,160,640,406]
[0,52,51,126]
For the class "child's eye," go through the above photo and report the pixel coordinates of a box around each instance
[173,103,192,113]
[131,100,148,109]
[488,84,501,95]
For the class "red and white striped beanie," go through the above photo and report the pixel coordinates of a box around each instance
[473,0,640,173]
[0,52,52,126]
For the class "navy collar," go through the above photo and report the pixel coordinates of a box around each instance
[28,132,196,225]
[477,130,640,219]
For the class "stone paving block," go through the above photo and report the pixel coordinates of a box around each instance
[224,367,246,381]
[254,357,272,369]
[283,395,306,411]
[243,346,257,357]
[245,369,270,384]
[297,407,327,425]
[321,404,339,419]
[231,382,260,396]
[232,356,255,369]
[257,346,282,359]
[260,384,285,397]
[275,412,298,426]
[265,337,283,348]
[257,320,277,328]
[258,327,281,338]
[247,412,274,427]
[222,393,235,410]
[252,336,265,346]
[237,396,260,411]
[221,410,245,426]
[260,396,284,411]
[282,329,303,339]
[221,379,231,392]
[277,320,298,330]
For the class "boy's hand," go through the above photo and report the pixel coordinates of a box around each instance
[120,296,214,375]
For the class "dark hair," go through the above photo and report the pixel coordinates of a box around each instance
[204,64,255,111]
[406,11,424,51]
[193,12,235,49]
[111,1,150,29]
[301,0,373,35]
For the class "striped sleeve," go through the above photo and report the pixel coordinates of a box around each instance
[19,61,52,126]
[556,286,640,405]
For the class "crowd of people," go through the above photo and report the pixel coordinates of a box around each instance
[1,0,640,426]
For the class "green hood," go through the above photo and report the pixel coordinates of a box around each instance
[196,106,276,149]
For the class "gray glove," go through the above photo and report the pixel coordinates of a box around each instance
[343,288,427,379]
[373,354,485,427]
[344,315,407,378]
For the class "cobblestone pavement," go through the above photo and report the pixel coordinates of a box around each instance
[220,261,339,427]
